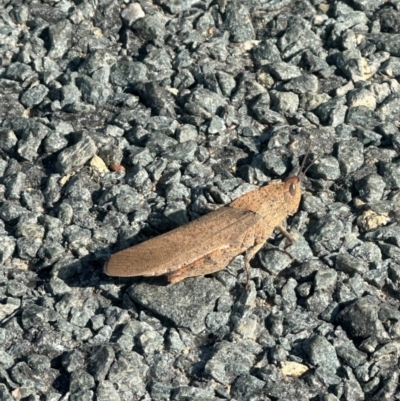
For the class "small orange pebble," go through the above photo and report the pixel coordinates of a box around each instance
[109,163,126,172]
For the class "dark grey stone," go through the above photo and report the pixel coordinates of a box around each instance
[270,90,299,116]
[131,13,167,42]
[309,156,340,180]
[26,354,50,373]
[225,3,255,42]
[0,128,18,152]
[0,236,16,263]
[252,96,287,123]
[88,346,115,381]
[337,296,383,339]
[15,215,45,240]
[69,389,94,401]
[48,20,73,59]
[314,268,338,294]
[336,50,379,82]
[205,311,230,333]
[0,298,20,322]
[126,146,153,166]
[172,385,216,400]
[185,87,227,118]
[138,330,164,355]
[150,382,172,400]
[113,185,141,214]
[334,339,367,368]
[64,225,91,249]
[355,173,385,202]
[204,340,261,384]
[51,258,82,280]
[231,373,265,399]
[128,278,229,334]
[43,175,62,207]
[5,62,34,82]
[43,131,69,154]
[380,56,400,76]
[6,280,28,297]
[165,328,185,353]
[208,116,226,134]
[253,40,282,66]
[362,137,392,164]
[56,135,97,174]
[0,201,27,222]
[315,97,347,126]
[76,76,113,106]
[336,253,368,275]
[96,380,121,401]
[11,122,49,162]
[78,50,116,77]
[268,62,302,81]
[135,81,176,117]
[0,384,12,401]
[217,71,236,97]
[21,304,58,330]
[125,165,152,195]
[278,17,322,58]
[69,370,95,394]
[162,140,197,163]
[107,351,148,396]
[377,94,400,122]
[70,307,95,328]
[4,172,26,200]
[61,350,85,374]
[302,335,340,371]
[338,140,364,175]
[60,84,81,108]
[320,302,340,323]
[374,6,400,33]
[156,0,198,13]
[346,106,383,128]
[10,361,58,395]
[283,74,318,94]
[173,69,195,90]
[380,161,400,189]
[20,84,49,107]
[165,182,190,203]
[16,237,42,259]
[175,124,198,143]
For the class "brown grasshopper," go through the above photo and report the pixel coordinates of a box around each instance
[104,142,315,286]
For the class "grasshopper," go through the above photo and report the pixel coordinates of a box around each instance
[105,142,315,286]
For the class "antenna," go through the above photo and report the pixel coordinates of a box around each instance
[298,140,319,181]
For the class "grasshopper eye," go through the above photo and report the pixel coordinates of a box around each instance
[289,183,296,196]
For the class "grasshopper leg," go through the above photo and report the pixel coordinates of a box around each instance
[276,225,295,246]
[275,225,296,260]
[167,248,237,284]
[168,215,270,289]
[243,242,265,290]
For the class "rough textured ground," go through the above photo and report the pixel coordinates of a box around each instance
[1,0,400,400]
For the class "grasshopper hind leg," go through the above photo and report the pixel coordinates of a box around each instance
[168,215,270,288]
[167,248,239,284]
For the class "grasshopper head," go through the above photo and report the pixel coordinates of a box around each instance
[283,176,302,215]
[283,140,318,215]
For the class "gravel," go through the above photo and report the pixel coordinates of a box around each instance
[1,0,400,400]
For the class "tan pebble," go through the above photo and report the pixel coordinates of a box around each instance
[357,210,390,231]
[90,155,109,173]
[280,361,309,377]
